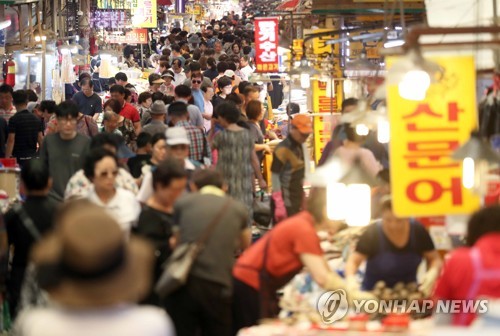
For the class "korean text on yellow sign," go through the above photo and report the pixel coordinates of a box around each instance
[387,55,480,217]
[131,0,157,28]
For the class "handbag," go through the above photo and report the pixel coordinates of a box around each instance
[155,198,231,298]
[253,191,271,228]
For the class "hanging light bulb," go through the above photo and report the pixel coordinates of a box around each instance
[337,158,379,226]
[398,70,431,101]
[452,132,500,195]
[356,124,369,136]
[388,48,443,101]
[345,184,372,226]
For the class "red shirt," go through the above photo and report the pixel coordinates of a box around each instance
[233,211,323,290]
[434,233,500,325]
[120,103,140,123]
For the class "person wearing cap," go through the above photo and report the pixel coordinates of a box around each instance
[64,133,138,201]
[188,33,201,49]
[168,101,210,165]
[13,200,175,336]
[148,73,165,94]
[271,114,313,223]
[161,71,176,96]
[142,101,167,137]
[136,127,196,204]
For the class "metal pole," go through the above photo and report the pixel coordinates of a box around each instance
[26,56,31,90]
[140,44,144,71]
[42,40,46,100]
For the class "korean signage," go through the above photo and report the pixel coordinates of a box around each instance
[131,0,157,28]
[96,0,131,9]
[91,10,131,29]
[107,29,148,44]
[312,80,341,163]
[254,17,279,73]
[387,55,480,217]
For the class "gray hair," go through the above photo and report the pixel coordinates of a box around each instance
[102,110,119,122]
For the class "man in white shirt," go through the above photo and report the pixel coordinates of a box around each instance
[172,59,187,86]
[240,56,254,79]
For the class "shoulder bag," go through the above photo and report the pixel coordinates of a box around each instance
[155,198,231,298]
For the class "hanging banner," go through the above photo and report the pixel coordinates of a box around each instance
[387,55,480,217]
[107,29,148,44]
[254,17,279,73]
[131,0,157,28]
[91,10,131,29]
[96,0,131,9]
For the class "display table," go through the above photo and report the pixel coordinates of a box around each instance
[237,319,434,336]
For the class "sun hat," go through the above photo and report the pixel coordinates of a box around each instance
[148,73,164,85]
[165,127,190,146]
[150,100,167,115]
[31,200,154,308]
[161,70,175,79]
[291,114,313,134]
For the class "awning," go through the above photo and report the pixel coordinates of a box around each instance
[158,0,172,7]
[276,0,300,11]
[312,0,425,15]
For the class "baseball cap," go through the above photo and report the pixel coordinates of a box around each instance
[224,70,235,78]
[291,114,313,134]
[166,127,190,146]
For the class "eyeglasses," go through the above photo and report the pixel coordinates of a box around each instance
[97,170,119,178]
[192,80,202,84]
[57,117,77,125]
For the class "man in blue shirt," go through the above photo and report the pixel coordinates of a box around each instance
[190,74,205,114]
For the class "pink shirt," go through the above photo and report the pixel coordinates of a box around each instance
[334,145,382,177]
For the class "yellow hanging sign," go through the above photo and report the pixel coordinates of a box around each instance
[387,55,481,217]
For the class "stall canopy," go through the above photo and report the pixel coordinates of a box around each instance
[312,0,425,15]
[158,0,172,6]
[423,0,498,70]
[276,0,300,11]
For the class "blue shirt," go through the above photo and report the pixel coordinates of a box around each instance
[192,89,205,113]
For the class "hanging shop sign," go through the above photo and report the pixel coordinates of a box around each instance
[311,80,341,163]
[96,0,131,9]
[254,17,279,73]
[131,0,157,28]
[91,10,131,29]
[107,29,148,44]
[387,55,480,217]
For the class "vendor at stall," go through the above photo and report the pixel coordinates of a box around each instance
[232,187,374,334]
[434,205,500,326]
[345,197,442,296]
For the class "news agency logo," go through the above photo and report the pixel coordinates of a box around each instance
[316,289,349,324]
[316,292,489,324]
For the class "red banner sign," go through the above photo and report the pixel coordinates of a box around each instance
[254,17,279,73]
[108,29,148,44]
